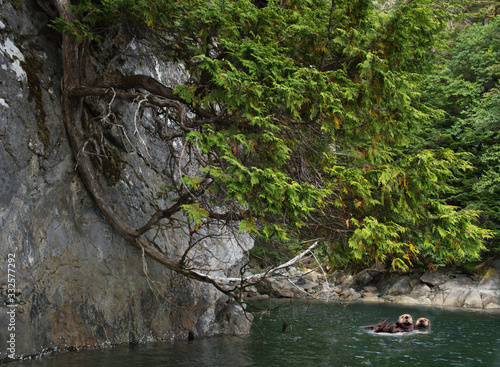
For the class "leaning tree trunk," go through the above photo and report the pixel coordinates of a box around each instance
[41,0,318,299]
[53,0,198,278]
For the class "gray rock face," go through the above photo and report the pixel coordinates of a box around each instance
[0,0,251,361]
[385,276,412,296]
[420,269,452,287]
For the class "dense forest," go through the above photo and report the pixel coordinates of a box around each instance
[420,6,500,269]
[42,0,498,292]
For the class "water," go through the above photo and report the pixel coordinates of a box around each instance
[11,300,500,366]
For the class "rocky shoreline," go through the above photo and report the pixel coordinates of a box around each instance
[244,261,500,310]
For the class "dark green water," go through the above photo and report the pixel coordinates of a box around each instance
[12,301,500,366]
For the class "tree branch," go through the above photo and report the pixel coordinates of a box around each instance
[136,193,193,236]
[94,73,215,120]
[49,0,323,305]
[189,241,320,287]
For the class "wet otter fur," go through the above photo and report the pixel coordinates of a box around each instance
[415,317,431,330]
[361,314,430,333]
[396,314,414,332]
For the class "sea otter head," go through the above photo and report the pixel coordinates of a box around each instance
[415,317,431,329]
[398,314,413,325]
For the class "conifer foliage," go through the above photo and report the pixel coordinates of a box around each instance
[43,0,491,282]
[422,16,500,257]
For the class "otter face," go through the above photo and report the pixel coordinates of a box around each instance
[415,317,430,329]
[398,314,413,325]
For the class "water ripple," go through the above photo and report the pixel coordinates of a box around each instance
[11,300,500,367]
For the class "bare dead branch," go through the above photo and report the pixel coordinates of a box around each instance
[189,241,320,287]
[49,0,326,309]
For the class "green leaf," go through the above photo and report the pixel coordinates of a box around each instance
[182,203,209,225]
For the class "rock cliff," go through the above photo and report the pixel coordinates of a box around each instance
[0,0,252,361]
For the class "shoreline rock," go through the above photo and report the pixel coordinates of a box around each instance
[0,0,252,361]
[243,261,500,310]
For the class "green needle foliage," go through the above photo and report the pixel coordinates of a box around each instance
[422,16,500,256]
[54,0,492,271]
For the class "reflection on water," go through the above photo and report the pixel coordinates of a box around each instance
[11,301,500,366]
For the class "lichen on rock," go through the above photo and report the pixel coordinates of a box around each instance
[0,0,252,361]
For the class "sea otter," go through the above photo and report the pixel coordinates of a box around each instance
[361,319,387,332]
[360,318,392,332]
[396,314,415,332]
[414,317,431,330]
[361,314,428,333]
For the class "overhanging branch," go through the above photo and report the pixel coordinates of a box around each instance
[49,0,324,304]
[189,241,320,288]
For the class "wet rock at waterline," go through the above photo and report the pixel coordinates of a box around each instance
[244,263,500,310]
[0,0,251,361]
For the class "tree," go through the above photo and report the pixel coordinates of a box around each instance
[36,0,491,299]
[422,16,500,256]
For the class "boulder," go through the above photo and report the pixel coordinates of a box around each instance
[420,270,451,286]
[341,275,355,288]
[410,284,432,298]
[304,271,321,283]
[443,289,469,307]
[439,277,475,290]
[350,291,362,301]
[302,283,320,293]
[204,299,253,337]
[480,290,500,308]
[363,286,379,293]
[353,270,374,286]
[431,292,445,306]
[385,276,412,296]
[397,296,431,305]
[255,277,310,298]
[254,278,276,295]
[340,288,352,298]
[484,302,500,309]
[362,292,381,299]
[479,268,500,290]
[329,270,350,284]
[463,290,483,309]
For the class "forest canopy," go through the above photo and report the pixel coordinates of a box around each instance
[422,14,500,261]
[42,0,495,287]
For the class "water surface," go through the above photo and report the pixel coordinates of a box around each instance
[12,301,500,366]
